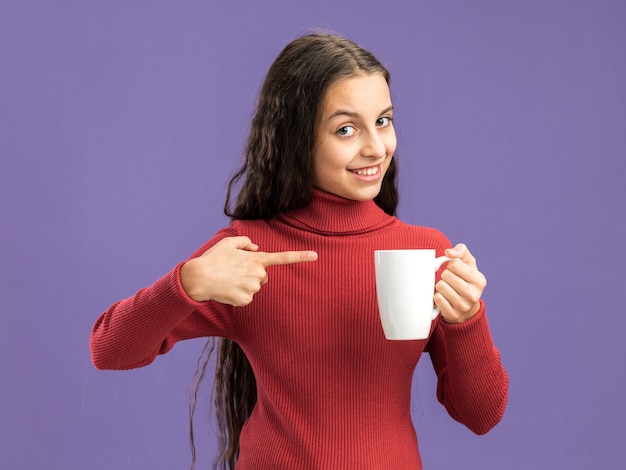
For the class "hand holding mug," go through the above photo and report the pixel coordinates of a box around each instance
[181,236,318,306]
[434,243,487,324]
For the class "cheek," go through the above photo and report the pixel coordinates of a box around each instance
[311,160,323,187]
[386,132,398,155]
[384,134,397,166]
[315,144,348,172]
[382,155,393,176]
[311,149,337,186]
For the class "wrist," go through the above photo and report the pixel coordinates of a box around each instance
[180,258,207,302]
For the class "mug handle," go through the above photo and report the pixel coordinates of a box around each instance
[431,255,453,320]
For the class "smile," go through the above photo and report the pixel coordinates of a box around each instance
[349,165,380,176]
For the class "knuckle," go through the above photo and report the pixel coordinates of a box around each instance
[457,300,471,314]
[448,259,462,271]
[235,293,254,307]
[471,274,486,292]
[231,296,245,307]
[467,289,482,305]
[246,279,261,293]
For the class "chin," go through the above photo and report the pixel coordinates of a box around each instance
[348,186,383,201]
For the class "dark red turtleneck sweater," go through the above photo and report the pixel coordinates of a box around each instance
[90,190,508,469]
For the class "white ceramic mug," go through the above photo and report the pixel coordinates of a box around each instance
[374,249,451,340]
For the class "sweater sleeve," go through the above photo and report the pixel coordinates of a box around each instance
[425,301,509,434]
[89,227,238,371]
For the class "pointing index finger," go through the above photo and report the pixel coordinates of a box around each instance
[260,250,318,267]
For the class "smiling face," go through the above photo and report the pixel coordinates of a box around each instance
[312,72,397,202]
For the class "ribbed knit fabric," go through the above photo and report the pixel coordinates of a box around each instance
[90,189,508,469]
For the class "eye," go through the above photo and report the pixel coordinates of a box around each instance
[337,125,355,137]
[376,116,392,127]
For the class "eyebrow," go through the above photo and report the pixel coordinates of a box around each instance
[326,105,394,122]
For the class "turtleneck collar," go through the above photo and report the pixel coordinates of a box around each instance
[277,189,396,236]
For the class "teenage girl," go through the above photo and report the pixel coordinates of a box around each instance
[90,32,508,470]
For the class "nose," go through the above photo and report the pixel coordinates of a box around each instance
[361,129,388,159]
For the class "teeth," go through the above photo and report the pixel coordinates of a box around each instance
[353,166,379,176]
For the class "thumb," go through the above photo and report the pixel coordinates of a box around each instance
[445,243,465,259]
[231,236,259,252]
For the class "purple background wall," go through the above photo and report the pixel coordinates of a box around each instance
[2,1,625,468]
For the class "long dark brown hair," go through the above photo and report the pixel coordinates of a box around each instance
[189,32,399,470]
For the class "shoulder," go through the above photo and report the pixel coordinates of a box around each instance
[386,218,452,253]
[191,219,274,254]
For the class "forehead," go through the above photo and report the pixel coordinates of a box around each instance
[321,73,391,116]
